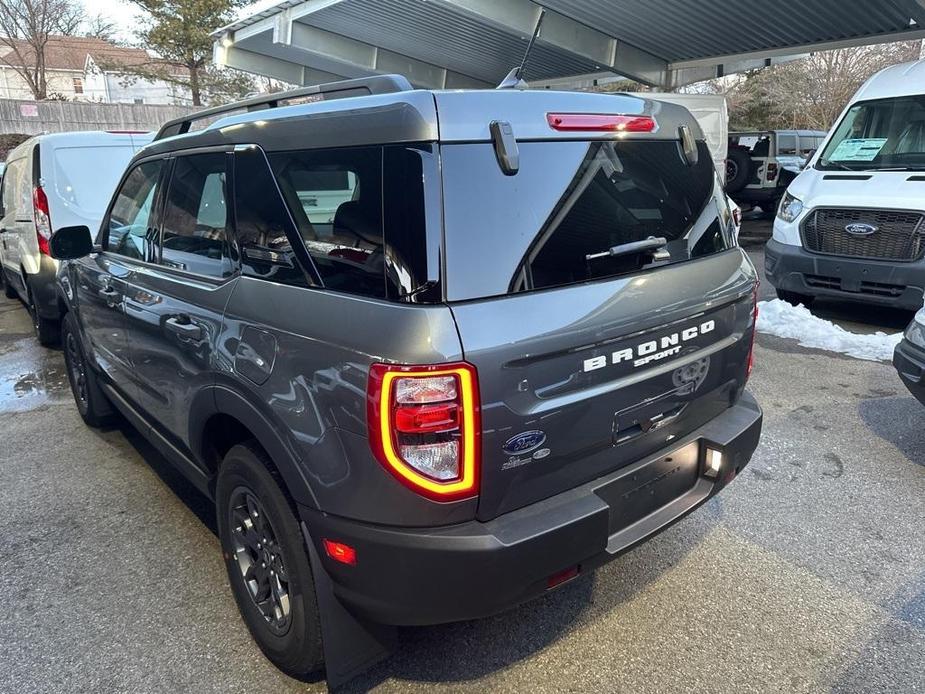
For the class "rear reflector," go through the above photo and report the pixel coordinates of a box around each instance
[323,539,357,566]
[547,113,656,133]
[547,565,580,589]
[746,282,759,379]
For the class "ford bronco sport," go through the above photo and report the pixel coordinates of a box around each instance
[49,75,762,686]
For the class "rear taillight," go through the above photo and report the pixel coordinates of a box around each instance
[367,362,480,501]
[33,186,51,256]
[731,206,743,228]
[766,162,778,181]
[746,283,759,379]
[547,113,657,133]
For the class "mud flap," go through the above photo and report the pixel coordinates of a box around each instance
[301,522,396,690]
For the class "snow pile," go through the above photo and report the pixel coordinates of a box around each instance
[756,299,902,361]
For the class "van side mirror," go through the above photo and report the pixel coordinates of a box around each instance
[49,225,94,260]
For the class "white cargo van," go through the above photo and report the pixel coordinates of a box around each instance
[767,59,925,309]
[0,131,153,344]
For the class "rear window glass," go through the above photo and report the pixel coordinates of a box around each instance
[51,146,135,212]
[442,140,730,301]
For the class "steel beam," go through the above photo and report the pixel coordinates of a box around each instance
[431,0,669,86]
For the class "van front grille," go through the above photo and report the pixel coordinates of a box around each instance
[801,208,925,261]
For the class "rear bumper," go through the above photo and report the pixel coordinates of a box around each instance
[765,238,925,310]
[733,186,781,204]
[893,338,925,406]
[301,391,762,626]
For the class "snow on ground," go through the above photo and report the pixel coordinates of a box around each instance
[756,299,902,362]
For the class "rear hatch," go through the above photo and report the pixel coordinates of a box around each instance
[436,92,758,521]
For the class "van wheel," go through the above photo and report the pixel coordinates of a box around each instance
[777,289,814,307]
[217,443,324,679]
[26,281,59,346]
[1,268,16,299]
[62,312,116,427]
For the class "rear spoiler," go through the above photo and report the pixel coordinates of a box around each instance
[153,74,413,141]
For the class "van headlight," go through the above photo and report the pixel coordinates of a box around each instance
[776,192,804,223]
[905,308,925,348]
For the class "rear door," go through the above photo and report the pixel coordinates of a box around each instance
[119,150,236,447]
[440,137,757,520]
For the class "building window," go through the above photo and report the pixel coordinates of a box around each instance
[72,77,83,94]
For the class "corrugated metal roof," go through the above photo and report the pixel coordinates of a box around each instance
[536,0,919,62]
[304,0,600,82]
[217,0,925,86]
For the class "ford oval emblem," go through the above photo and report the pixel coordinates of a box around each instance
[502,430,547,456]
[845,222,878,236]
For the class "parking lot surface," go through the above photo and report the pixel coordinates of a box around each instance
[1,239,924,693]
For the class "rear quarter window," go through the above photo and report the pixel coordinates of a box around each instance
[441,139,731,301]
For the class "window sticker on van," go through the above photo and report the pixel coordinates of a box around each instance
[828,138,888,162]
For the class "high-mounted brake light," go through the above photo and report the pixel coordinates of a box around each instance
[547,113,656,133]
[368,362,480,501]
[33,186,51,256]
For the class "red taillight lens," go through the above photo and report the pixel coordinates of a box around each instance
[547,113,656,133]
[33,186,51,256]
[746,283,759,379]
[367,362,480,501]
[322,539,357,566]
[766,162,778,181]
[732,206,743,228]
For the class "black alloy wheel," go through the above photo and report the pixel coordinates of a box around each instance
[228,487,293,635]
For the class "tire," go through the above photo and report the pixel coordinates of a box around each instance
[776,289,814,307]
[217,443,324,679]
[1,268,16,299]
[62,311,116,427]
[26,279,60,346]
[725,147,751,194]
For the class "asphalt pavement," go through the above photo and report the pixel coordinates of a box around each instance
[1,235,923,693]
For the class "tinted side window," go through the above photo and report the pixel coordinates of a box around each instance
[270,147,386,299]
[777,134,798,155]
[160,153,232,278]
[233,147,310,287]
[105,159,163,261]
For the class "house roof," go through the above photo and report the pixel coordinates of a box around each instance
[0,35,155,72]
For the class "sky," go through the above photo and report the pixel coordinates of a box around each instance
[79,0,283,44]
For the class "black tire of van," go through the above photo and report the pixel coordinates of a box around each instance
[1,267,16,299]
[217,443,325,680]
[62,311,116,427]
[725,147,751,194]
[776,289,814,307]
[26,279,60,346]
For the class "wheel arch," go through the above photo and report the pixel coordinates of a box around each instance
[193,385,321,510]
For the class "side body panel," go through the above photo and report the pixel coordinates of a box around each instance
[217,278,474,524]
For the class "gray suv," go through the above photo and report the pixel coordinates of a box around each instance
[49,75,762,686]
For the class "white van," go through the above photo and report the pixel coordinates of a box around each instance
[767,59,925,309]
[0,131,153,344]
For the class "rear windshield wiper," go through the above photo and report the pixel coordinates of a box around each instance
[586,236,670,263]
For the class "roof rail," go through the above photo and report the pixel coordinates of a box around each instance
[153,74,413,141]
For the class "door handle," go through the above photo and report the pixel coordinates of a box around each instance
[98,286,120,300]
[165,316,203,340]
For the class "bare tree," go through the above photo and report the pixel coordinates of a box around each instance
[82,13,116,41]
[0,0,87,100]
[698,41,921,131]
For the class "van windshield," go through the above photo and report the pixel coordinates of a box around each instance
[441,140,733,301]
[818,95,925,171]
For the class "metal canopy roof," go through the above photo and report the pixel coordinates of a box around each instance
[214,0,925,90]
